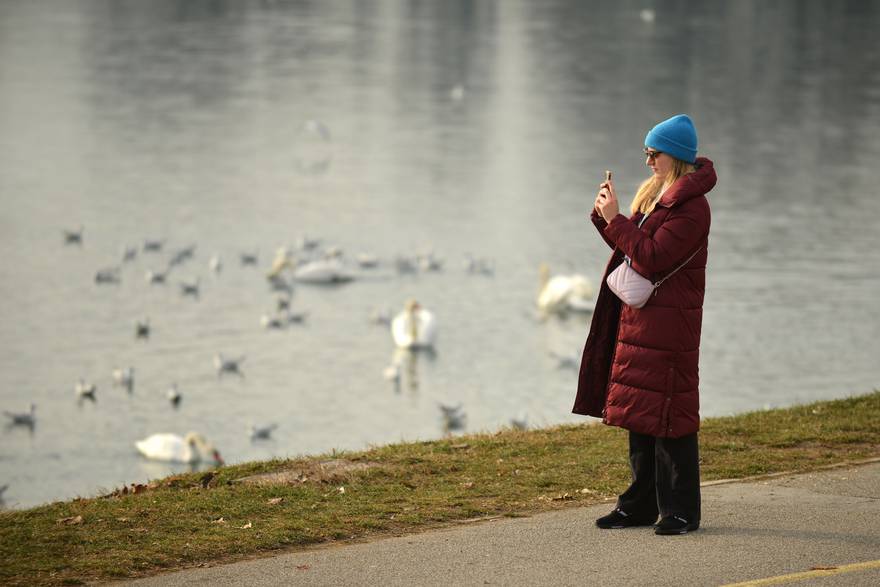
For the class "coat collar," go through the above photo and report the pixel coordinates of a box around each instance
[657,157,716,208]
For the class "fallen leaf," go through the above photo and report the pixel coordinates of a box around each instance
[116,517,130,523]
[211,517,227,524]
[296,564,311,571]
[461,482,475,489]
[239,521,252,529]
[268,497,284,505]
[579,488,595,494]
[338,486,345,494]
[56,515,83,525]
[551,493,573,501]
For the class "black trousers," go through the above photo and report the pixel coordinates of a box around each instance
[616,431,701,523]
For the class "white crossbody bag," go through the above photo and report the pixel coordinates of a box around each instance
[606,212,702,309]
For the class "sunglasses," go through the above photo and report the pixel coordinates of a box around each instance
[644,149,663,160]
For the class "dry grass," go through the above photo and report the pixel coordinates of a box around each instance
[1,390,879,585]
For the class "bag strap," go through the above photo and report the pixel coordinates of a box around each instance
[652,246,702,287]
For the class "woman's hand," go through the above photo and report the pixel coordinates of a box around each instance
[594,178,620,223]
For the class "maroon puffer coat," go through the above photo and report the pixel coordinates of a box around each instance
[572,157,716,438]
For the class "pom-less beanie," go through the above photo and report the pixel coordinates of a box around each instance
[645,114,698,164]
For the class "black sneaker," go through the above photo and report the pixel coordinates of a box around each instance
[595,508,657,529]
[654,515,700,535]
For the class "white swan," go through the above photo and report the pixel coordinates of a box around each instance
[112,367,135,393]
[294,259,354,284]
[536,264,594,315]
[391,299,437,349]
[135,432,223,465]
[267,247,294,279]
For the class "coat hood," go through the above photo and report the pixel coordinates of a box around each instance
[658,157,716,208]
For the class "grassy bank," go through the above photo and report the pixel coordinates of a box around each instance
[2,391,879,585]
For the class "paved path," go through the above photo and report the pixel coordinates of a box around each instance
[121,461,880,586]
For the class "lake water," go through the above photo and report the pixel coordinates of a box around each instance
[1,0,878,509]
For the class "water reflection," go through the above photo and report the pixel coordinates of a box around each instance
[0,0,879,508]
[390,346,438,393]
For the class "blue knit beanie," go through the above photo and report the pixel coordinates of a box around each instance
[645,114,698,164]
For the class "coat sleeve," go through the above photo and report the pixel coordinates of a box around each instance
[603,197,709,274]
[590,209,618,250]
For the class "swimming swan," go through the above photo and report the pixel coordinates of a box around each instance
[391,299,437,349]
[135,432,223,465]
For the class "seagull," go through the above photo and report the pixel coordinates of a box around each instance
[112,367,135,393]
[268,274,294,294]
[145,267,171,284]
[416,251,444,272]
[296,235,321,252]
[121,245,138,262]
[143,238,164,252]
[135,318,151,339]
[286,310,308,324]
[438,402,466,431]
[166,384,182,408]
[509,414,529,431]
[214,353,245,377]
[75,378,97,401]
[249,423,278,440]
[276,293,292,312]
[463,254,495,276]
[208,254,223,273]
[179,278,200,299]
[260,313,286,330]
[240,251,259,266]
[95,267,121,285]
[63,226,84,245]
[3,403,35,427]
[168,244,197,267]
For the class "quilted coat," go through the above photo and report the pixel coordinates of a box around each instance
[572,157,716,438]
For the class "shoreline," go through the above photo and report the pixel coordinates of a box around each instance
[1,390,879,586]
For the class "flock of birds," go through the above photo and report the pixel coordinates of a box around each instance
[2,225,597,496]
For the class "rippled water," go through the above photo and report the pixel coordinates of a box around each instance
[1,0,878,508]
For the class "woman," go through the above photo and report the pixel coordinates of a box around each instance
[572,114,717,535]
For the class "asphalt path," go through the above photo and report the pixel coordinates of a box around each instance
[120,460,880,586]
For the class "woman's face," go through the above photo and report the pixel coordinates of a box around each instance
[645,148,672,180]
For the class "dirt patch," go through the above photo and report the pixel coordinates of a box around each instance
[236,459,383,486]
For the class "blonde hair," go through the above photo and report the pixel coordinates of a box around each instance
[630,158,696,215]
